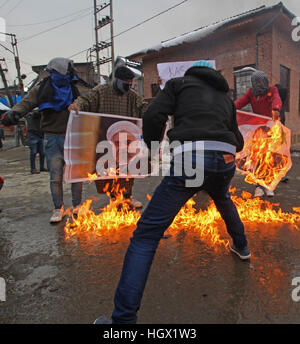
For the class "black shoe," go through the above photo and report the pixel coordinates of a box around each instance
[281,176,289,183]
[229,241,251,260]
[31,169,40,174]
[40,168,48,172]
[93,316,112,324]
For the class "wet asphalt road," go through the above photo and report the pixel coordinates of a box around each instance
[0,143,300,324]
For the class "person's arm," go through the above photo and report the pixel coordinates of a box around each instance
[69,86,100,113]
[1,86,39,126]
[142,79,176,149]
[12,86,39,115]
[135,94,148,118]
[271,86,282,112]
[234,88,251,110]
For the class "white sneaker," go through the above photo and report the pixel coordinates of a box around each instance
[50,208,64,223]
[265,189,274,197]
[254,187,264,197]
[129,196,143,208]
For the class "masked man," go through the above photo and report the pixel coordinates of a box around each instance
[235,70,282,197]
[69,65,148,208]
[1,57,83,223]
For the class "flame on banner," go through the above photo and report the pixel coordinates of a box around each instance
[87,173,98,183]
[236,120,292,191]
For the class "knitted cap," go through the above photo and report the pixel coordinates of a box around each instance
[192,60,215,70]
[114,66,135,81]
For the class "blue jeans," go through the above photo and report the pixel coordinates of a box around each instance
[44,134,82,209]
[27,133,45,171]
[112,151,248,324]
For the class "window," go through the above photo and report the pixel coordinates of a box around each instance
[233,64,256,112]
[233,65,256,99]
[280,65,290,112]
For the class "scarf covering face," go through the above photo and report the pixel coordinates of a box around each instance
[114,78,131,95]
[39,70,76,112]
[251,71,269,97]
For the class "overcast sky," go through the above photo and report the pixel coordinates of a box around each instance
[1,0,300,87]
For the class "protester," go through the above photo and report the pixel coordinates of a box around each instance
[94,60,250,324]
[68,65,147,208]
[235,70,282,197]
[275,84,288,125]
[275,84,289,183]
[25,110,47,174]
[1,57,83,223]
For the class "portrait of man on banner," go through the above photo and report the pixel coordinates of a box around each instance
[64,111,151,183]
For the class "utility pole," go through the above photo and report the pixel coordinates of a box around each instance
[93,0,101,80]
[90,0,114,82]
[10,34,24,98]
[0,32,25,99]
[110,0,115,77]
[0,59,13,107]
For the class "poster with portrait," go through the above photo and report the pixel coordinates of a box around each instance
[64,111,159,183]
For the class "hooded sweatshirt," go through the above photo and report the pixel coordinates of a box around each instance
[143,66,244,153]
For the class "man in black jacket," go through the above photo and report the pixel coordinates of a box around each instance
[95,60,250,324]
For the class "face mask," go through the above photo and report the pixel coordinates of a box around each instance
[116,78,132,94]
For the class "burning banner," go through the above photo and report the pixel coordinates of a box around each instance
[64,111,153,183]
[236,110,292,191]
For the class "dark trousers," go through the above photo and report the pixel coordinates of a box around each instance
[27,133,45,171]
[111,151,248,323]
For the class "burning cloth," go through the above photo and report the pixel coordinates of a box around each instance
[235,110,292,191]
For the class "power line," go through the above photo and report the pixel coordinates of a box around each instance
[18,10,94,43]
[114,0,188,39]
[0,43,33,66]
[5,0,24,16]
[7,6,93,27]
[67,0,189,60]
[0,0,10,10]
[0,42,14,54]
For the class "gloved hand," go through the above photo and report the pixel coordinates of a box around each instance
[1,111,21,126]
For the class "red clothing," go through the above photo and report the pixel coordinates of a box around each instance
[235,86,282,117]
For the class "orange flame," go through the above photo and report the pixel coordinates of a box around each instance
[87,173,99,183]
[236,121,291,191]
[64,185,300,247]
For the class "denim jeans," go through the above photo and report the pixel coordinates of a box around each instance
[27,133,45,171]
[112,151,248,324]
[44,134,82,209]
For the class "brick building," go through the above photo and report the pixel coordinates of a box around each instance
[127,2,300,145]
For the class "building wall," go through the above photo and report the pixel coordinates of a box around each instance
[133,11,300,144]
[140,15,275,99]
[272,18,300,144]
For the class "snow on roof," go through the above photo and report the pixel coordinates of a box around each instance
[129,2,293,57]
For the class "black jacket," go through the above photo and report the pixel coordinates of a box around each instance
[25,110,43,137]
[143,66,244,152]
